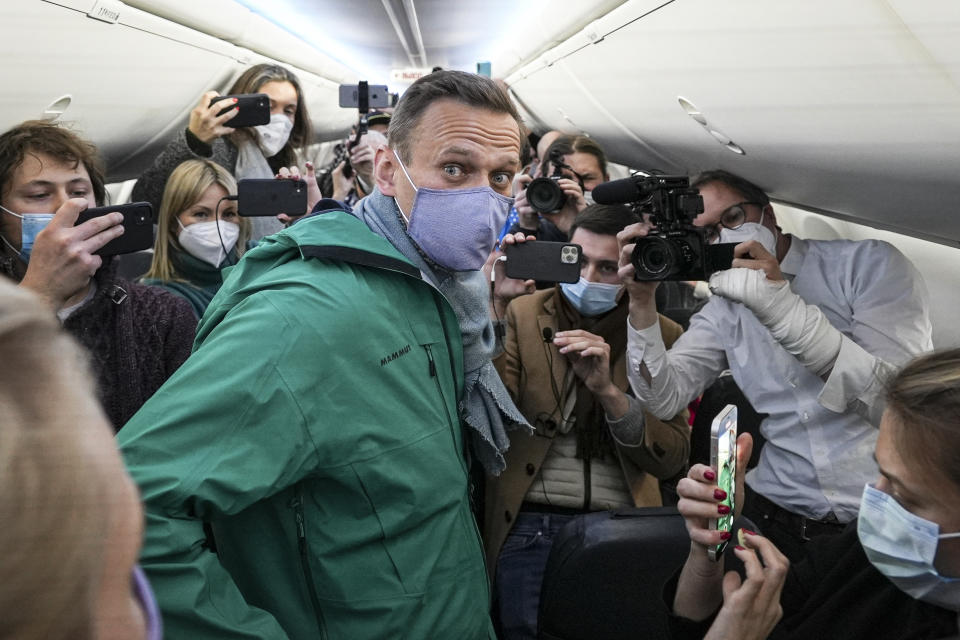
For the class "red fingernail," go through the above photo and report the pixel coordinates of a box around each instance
[735,545,746,551]
[714,489,727,501]
[742,529,757,536]
[719,531,731,540]
[233,98,238,103]
[704,470,716,481]
[718,505,731,515]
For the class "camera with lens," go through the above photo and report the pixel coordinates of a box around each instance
[526,150,571,214]
[592,174,736,281]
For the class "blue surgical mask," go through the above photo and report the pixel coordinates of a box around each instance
[858,484,960,611]
[560,276,621,317]
[394,150,514,271]
[132,565,163,640]
[0,204,54,262]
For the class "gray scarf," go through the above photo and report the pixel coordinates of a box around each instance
[354,188,531,475]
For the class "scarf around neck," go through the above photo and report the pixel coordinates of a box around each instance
[353,188,531,475]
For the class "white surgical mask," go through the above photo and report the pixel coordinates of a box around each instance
[858,484,960,611]
[560,276,621,317]
[717,211,778,257]
[177,220,239,268]
[255,114,294,157]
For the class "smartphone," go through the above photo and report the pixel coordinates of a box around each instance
[209,93,270,129]
[504,241,581,284]
[75,201,154,256]
[708,404,738,561]
[338,84,391,109]
[237,179,307,217]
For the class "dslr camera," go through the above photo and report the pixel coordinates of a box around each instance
[592,174,735,281]
[526,150,572,214]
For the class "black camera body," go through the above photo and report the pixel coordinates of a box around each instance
[592,174,736,281]
[632,229,736,281]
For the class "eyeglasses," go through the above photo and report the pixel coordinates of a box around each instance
[702,202,763,243]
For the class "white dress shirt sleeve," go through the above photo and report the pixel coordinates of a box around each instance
[626,309,728,420]
[817,241,933,426]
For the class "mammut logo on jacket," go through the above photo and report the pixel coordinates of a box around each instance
[381,344,412,366]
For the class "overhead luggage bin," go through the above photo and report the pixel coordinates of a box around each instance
[505,0,960,249]
[2,1,357,181]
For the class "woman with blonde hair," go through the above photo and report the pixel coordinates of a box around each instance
[142,158,251,318]
[0,279,161,639]
[133,62,315,240]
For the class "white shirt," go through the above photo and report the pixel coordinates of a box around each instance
[627,236,932,522]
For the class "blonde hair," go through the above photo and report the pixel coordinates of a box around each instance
[0,281,114,639]
[145,158,249,282]
[887,348,960,489]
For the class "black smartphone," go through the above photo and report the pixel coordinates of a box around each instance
[209,93,270,129]
[504,241,582,283]
[75,202,154,256]
[338,84,391,109]
[237,179,307,217]
[708,404,738,561]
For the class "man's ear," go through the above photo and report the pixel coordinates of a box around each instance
[375,146,398,196]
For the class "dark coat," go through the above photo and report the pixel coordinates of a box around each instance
[1,247,196,431]
[486,287,690,572]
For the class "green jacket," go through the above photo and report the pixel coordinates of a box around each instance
[119,210,494,639]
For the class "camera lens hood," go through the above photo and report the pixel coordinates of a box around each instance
[527,176,566,214]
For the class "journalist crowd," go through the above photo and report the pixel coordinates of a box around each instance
[1,64,957,640]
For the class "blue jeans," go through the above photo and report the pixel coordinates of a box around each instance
[494,512,575,640]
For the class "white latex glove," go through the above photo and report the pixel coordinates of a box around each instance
[709,267,842,376]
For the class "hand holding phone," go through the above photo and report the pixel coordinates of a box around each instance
[504,241,581,284]
[74,202,154,256]
[708,404,738,561]
[238,179,308,217]
[209,93,271,129]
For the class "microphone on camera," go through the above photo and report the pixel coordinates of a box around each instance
[542,327,554,343]
[592,176,651,205]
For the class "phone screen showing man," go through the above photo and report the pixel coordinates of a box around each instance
[709,405,738,561]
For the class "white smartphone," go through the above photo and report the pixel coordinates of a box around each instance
[708,404,738,561]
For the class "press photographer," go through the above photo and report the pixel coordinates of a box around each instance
[618,168,932,561]
[511,135,609,241]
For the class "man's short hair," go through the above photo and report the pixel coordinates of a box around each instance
[542,135,609,180]
[0,120,106,206]
[569,204,638,239]
[691,169,769,207]
[388,70,524,163]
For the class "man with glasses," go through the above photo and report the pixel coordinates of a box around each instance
[619,169,932,560]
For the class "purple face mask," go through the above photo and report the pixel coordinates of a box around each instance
[394,150,514,271]
[132,565,163,640]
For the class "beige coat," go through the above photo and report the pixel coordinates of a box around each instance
[485,288,690,573]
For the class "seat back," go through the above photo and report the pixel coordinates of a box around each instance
[537,507,689,640]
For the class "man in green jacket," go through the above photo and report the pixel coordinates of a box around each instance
[118,70,528,638]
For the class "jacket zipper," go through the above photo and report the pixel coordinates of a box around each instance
[292,489,328,639]
[424,342,492,595]
[424,344,459,448]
